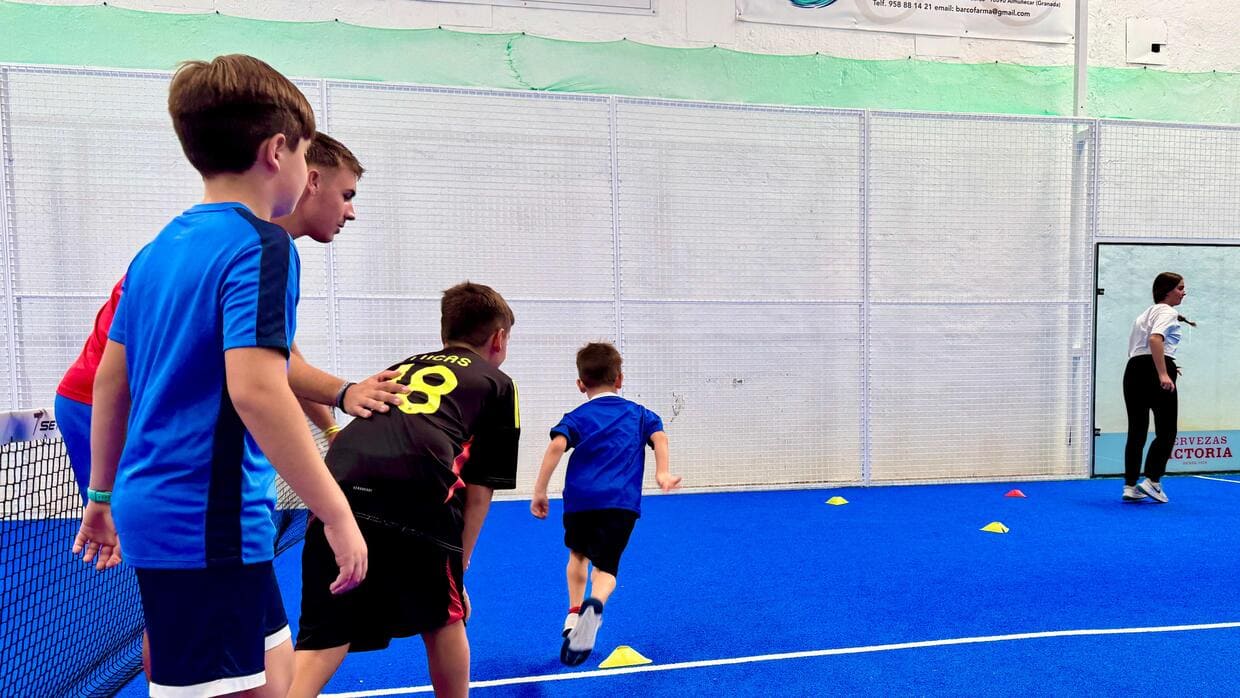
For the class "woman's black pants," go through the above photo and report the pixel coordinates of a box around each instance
[1123,354,1178,486]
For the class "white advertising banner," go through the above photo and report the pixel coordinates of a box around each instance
[0,408,60,443]
[736,0,1074,44]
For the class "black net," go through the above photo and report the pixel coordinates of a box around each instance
[0,424,322,697]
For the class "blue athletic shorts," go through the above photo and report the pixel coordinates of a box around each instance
[135,562,288,696]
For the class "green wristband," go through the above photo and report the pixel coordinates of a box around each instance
[87,488,112,504]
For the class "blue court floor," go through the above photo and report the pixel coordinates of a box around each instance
[117,476,1240,696]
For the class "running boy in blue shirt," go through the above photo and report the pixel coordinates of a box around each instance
[531,341,681,666]
[73,55,367,697]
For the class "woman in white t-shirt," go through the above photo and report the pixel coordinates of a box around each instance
[1122,272,1195,503]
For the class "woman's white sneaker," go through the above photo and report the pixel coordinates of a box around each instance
[1138,478,1169,503]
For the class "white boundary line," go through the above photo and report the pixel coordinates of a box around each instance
[1193,475,1240,484]
[321,621,1240,696]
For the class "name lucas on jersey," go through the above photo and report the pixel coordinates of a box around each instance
[414,353,472,367]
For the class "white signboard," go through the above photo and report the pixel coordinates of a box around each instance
[736,0,1073,44]
[0,408,60,443]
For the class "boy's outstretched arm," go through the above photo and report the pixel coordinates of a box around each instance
[530,435,568,519]
[297,394,338,441]
[288,344,338,433]
[288,342,408,418]
[226,347,367,594]
[73,339,129,570]
[650,432,682,492]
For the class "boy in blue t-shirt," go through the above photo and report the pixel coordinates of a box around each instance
[531,342,681,666]
[72,55,367,697]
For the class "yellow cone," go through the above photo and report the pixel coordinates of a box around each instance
[980,521,1009,533]
[826,496,849,506]
[599,645,652,669]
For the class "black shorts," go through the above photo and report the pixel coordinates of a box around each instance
[296,517,465,653]
[135,562,288,694]
[563,508,638,577]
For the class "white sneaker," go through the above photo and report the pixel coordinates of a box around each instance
[562,611,578,638]
[1139,478,1169,503]
[561,598,603,666]
[1122,485,1147,501]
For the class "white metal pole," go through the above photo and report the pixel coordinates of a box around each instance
[1074,0,1089,117]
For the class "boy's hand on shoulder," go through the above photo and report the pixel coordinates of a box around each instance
[657,472,683,492]
[530,492,550,519]
[346,369,411,418]
[322,517,369,594]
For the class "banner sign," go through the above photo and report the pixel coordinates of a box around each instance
[1095,431,1240,476]
[1093,243,1240,477]
[736,0,1074,44]
[0,408,60,443]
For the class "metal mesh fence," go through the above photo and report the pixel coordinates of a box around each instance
[1,60,1237,697]
[1094,121,1240,240]
[0,413,326,698]
[866,113,1093,481]
[615,99,865,487]
[0,65,1233,491]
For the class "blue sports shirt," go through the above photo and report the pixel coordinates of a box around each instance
[109,202,299,569]
[550,394,663,515]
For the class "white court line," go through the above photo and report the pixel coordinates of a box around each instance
[1193,475,1240,484]
[321,621,1240,697]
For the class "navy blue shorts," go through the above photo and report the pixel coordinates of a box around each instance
[135,562,289,696]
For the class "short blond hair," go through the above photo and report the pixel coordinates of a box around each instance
[308,132,364,178]
[168,54,315,176]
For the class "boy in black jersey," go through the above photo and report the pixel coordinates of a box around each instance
[291,282,519,698]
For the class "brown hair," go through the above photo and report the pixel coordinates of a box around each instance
[576,342,622,389]
[441,282,515,347]
[1151,272,1197,327]
[307,132,365,178]
[168,54,315,176]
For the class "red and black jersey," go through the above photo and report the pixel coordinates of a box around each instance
[326,347,520,552]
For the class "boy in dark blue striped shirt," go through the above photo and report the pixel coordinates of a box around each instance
[73,55,367,697]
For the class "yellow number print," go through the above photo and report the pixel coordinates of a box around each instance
[398,365,459,415]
